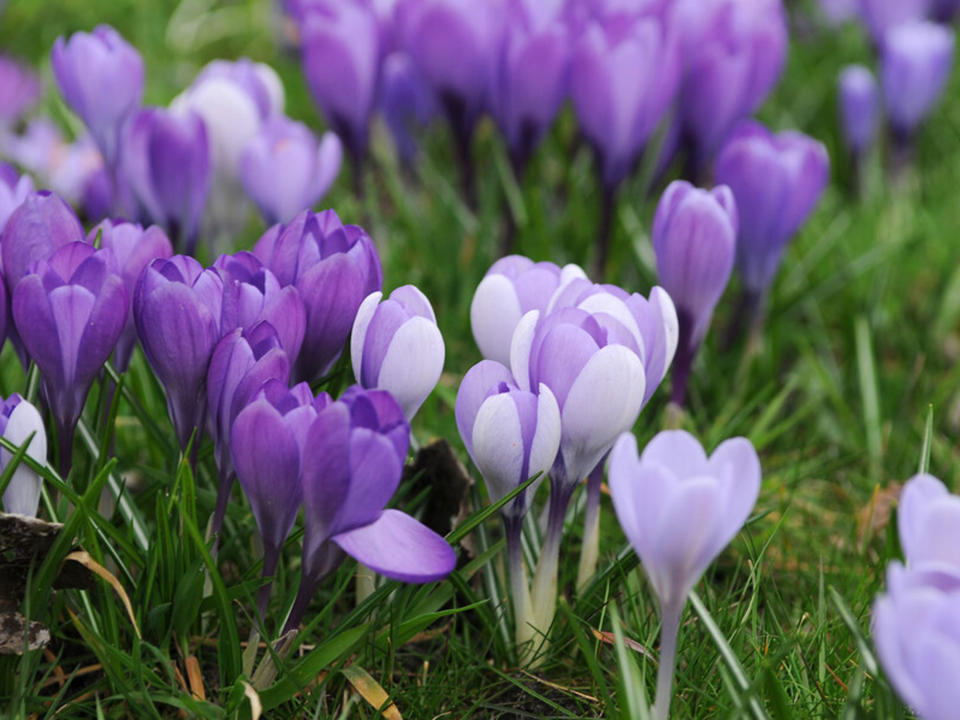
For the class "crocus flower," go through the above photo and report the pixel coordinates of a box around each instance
[470,256,586,367]
[838,65,879,155]
[0,395,47,517]
[379,52,436,165]
[929,0,960,22]
[896,474,960,578]
[51,25,144,167]
[285,386,457,631]
[0,163,35,233]
[817,0,858,25]
[0,55,40,127]
[350,285,444,421]
[239,115,342,225]
[857,0,929,44]
[12,243,128,472]
[652,181,737,405]
[873,562,960,720]
[89,220,173,371]
[881,21,955,141]
[121,107,212,252]
[609,429,761,719]
[715,121,829,300]
[300,0,380,162]
[672,0,788,170]
[134,256,223,453]
[193,58,285,121]
[253,209,382,381]
[231,379,331,617]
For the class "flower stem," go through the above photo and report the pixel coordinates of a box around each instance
[528,481,574,661]
[257,546,280,626]
[669,309,697,407]
[654,602,684,720]
[575,464,604,592]
[504,515,533,659]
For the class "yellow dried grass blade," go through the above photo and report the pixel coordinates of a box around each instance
[65,550,141,639]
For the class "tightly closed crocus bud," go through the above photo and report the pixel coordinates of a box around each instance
[300,0,380,162]
[51,25,144,167]
[13,243,128,472]
[232,379,331,617]
[253,209,382,381]
[0,395,47,517]
[881,21,955,141]
[470,256,586,367]
[857,0,928,44]
[134,256,223,453]
[896,474,960,577]
[715,121,829,300]
[838,65,879,155]
[194,58,285,121]
[873,562,960,720]
[0,56,40,128]
[653,181,737,405]
[609,429,760,720]
[379,52,436,165]
[239,116,342,225]
[285,386,456,631]
[89,220,173,371]
[350,285,444,421]
[672,0,788,170]
[0,163,35,233]
[122,108,212,253]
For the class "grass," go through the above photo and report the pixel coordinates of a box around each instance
[1,0,959,716]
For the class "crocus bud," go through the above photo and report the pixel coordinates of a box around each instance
[194,58,284,121]
[379,52,436,164]
[652,181,737,394]
[89,220,173,371]
[857,0,929,44]
[838,65,879,155]
[0,395,48,517]
[240,116,342,225]
[121,108,212,252]
[896,474,960,577]
[300,1,380,161]
[50,25,144,166]
[134,256,223,452]
[715,121,829,296]
[0,163,35,233]
[873,562,960,720]
[570,11,679,187]
[455,360,560,519]
[0,55,40,128]
[350,285,445,421]
[470,255,586,367]
[929,0,960,22]
[881,21,955,140]
[253,210,382,380]
[13,243,128,471]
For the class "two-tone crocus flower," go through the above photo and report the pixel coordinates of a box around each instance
[0,395,48,517]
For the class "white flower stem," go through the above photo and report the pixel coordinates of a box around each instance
[356,564,375,606]
[505,516,534,659]
[528,482,573,663]
[575,464,604,592]
[654,601,684,720]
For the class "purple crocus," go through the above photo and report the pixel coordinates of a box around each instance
[609,429,761,720]
[89,220,173,371]
[193,58,285,121]
[50,25,144,167]
[284,386,456,631]
[12,243,128,472]
[253,209,382,381]
[838,65,879,155]
[379,52,437,165]
[231,379,331,617]
[121,107,212,253]
[134,256,223,454]
[0,395,47,517]
[299,0,380,163]
[929,0,960,22]
[470,255,586,367]
[715,121,829,302]
[857,0,929,44]
[0,55,40,128]
[897,474,960,577]
[0,163,35,233]
[350,285,445,421]
[652,181,737,406]
[881,21,955,141]
[239,115,342,225]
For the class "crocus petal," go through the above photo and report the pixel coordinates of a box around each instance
[471,273,523,366]
[509,309,539,392]
[350,291,384,384]
[1,400,47,516]
[454,359,515,458]
[898,473,949,563]
[640,429,708,480]
[471,392,525,504]
[375,316,445,420]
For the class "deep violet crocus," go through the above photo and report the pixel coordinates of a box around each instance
[134,256,223,454]
[239,115,342,225]
[89,220,173,371]
[12,243,128,472]
[253,209,382,381]
[379,52,437,166]
[350,285,445,422]
[51,25,144,167]
[838,65,879,157]
[121,108,212,253]
[0,395,48,517]
[231,379,331,619]
[284,386,457,632]
[609,430,761,720]
[881,21,955,142]
[0,163,35,234]
[714,121,829,315]
[652,181,737,406]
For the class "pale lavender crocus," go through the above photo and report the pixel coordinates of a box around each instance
[350,285,444,421]
[897,474,960,577]
[858,0,929,44]
[609,430,761,720]
[0,55,40,127]
[0,395,48,517]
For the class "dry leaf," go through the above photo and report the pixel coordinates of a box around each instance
[64,550,141,639]
[342,665,402,720]
[590,628,655,660]
[241,681,262,720]
[185,656,206,701]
